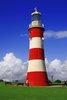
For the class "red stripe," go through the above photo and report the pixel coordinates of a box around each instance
[29,27,44,38]
[29,48,44,60]
[26,72,49,86]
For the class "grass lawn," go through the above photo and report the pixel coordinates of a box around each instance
[0,82,67,100]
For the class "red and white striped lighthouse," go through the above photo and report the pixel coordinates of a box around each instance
[26,8,49,86]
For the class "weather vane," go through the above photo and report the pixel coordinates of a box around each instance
[34,7,38,12]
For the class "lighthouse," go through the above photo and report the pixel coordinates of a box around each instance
[26,8,49,86]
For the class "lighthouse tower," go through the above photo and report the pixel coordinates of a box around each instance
[26,8,49,86]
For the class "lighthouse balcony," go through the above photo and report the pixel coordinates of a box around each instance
[29,21,44,29]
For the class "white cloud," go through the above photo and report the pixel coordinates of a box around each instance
[45,30,67,39]
[20,33,28,37]
[20,30,67,39]
[0,53,27,82]
[45,59,67,81]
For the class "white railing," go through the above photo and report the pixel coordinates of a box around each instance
[29,24,44,28]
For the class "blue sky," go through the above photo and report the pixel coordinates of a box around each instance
[0,0,67,62]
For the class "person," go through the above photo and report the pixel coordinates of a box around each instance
[24,80,29,86]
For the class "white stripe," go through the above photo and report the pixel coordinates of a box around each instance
[30,37,44,49]
[28,60,46,72]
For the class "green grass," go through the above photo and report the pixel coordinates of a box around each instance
[0,82,67,100]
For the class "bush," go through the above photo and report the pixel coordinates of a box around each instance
[54,80,61,83]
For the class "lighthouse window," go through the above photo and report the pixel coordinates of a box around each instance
[32,15,41,21]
